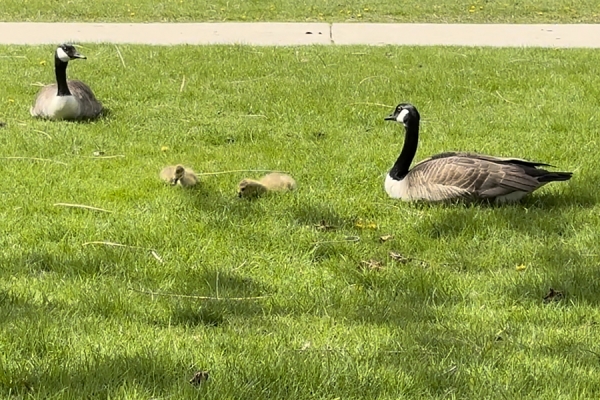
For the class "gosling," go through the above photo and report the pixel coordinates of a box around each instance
[160,164,198,187]
[238,172,296,198]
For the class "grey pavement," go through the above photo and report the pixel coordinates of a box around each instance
[1,22,600,47]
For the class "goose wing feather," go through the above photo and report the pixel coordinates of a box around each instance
[407,156,541,201]
[67,80,103,118]
[415,151,553,168]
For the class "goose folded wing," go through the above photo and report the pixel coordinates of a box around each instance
[408,157,482,200]
[466,154,553,168]
[424,151,552,168]
[67,80,103,117]
[410,157,540,200]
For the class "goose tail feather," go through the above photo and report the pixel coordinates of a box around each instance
[538,171,573,183]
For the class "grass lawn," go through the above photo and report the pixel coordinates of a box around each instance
[1,44,600,399]
[1,0,599,23]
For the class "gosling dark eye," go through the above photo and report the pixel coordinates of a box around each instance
[241,187,245,191]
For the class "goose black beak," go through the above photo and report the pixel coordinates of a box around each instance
[384,115,396,121]
[73,53,87,59]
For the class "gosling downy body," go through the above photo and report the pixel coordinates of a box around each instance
[160,164,198,187]
[31,44,103,120]
[238,172,296,198]
[383,103,572,203]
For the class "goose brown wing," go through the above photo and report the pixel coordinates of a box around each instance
[408,156,541,200]
[416,152,553,168]
[67,80,103,118]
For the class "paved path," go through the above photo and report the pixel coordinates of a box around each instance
[1,22,600,47]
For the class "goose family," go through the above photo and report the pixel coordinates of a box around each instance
[159,165,198,187]
[27,43,573,206]
[238,173,297,198]
[31,44,103,120]
[383,103,572,203]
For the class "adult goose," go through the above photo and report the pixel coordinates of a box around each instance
[383,103,572,203]
[31,44,103,120]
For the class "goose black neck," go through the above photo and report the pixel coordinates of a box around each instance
[54,55,71,96]
[389,121,419,180]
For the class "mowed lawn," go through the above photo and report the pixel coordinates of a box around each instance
[1,0,599,23]
[1,44,600,399]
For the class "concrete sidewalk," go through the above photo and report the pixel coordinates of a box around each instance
[1,22,600,47]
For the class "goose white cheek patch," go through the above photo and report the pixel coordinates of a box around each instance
[56,47,70,62]
[396,109,410,123]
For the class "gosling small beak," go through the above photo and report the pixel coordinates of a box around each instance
[384,115,396,121]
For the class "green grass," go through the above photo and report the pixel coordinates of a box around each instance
[2,44,600,399]
[2,0,600,23]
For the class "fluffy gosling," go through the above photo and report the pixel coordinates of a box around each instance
[160,164,198,187]
[238,172,296,198]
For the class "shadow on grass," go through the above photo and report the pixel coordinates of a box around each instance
[290,202,350,229]
[5,250,113,276]
[414,190,596,240]
[70,106,113,123]
[181,179,357,233]
[1,351,191,399]
[0,252,276,328]
[182,179,268,224]
[498,243,600,306]
[520,185,597,209]
[0,287,48,328]
[345,267,464,326]
[143,268,274,328]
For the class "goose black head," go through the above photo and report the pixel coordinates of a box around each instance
[384,103,420,127]
[55,44,86,63]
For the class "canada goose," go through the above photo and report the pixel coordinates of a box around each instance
[159,164,198,187]
[238,172,296,198]
[30,44,103,120]
[383,103,572,203]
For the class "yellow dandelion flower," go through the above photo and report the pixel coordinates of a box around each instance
[355,219,377,230]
